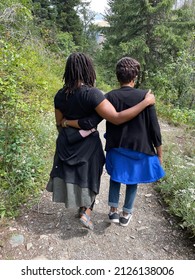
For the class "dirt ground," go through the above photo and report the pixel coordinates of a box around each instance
[0,120,194,260]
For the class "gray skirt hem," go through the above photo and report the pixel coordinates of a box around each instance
[46,177,96,209]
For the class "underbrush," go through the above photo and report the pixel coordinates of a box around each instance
[156,101,195,128]
[0,39,61,218]
[156,126,195,236]
[0,113,56,218]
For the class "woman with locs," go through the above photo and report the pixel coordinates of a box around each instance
[46,52,155,230]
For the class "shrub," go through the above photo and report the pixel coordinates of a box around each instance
[156,134,195,236]
[0,39,61,218]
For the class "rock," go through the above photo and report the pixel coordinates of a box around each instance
[9,227,17,231]
[26,243,33,251]
[145,194,152,197]
[163,245,170,252]
[136,226,149,231]
[9,234,24,247]
[39,235,48,240]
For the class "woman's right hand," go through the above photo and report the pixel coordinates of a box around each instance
[145,90,155,105]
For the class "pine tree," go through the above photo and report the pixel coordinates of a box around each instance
[32,0,83,46]
[102,0,194,83]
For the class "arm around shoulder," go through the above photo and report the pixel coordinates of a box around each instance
[95,90,155,125]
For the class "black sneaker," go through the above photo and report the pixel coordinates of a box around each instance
[119,213,132,227]
[108,212,120,223]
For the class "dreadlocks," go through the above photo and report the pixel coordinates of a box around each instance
[116,57,140,85]
[62,52,96,96]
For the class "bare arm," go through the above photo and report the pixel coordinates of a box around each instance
[156,145,163,164]
[55,109,80,128]
[147,103,163,164]
[60,90,155,128]
[55,109,63,126]
[95,90,155,125]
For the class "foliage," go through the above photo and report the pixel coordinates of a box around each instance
[77,0,95,52]
[54,32,77,55]
[0,0,33,42]
[102,0,174,79]
[98,0,195,130]
[0,37,62,218]
[145,45,195,111]
[0,113,56,218]
[32,0,83,46]
[156,102,195,127]
[157,139,195,236]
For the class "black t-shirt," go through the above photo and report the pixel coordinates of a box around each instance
[54,85,105,120]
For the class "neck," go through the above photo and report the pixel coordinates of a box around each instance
[78,80,84,87]
[121,81,135,88]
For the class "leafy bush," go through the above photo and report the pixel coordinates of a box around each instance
[0,39,61,218]
[156,101,195,127]
[156,134,195,236]
[0,114,56,218]
[146,48,195,110]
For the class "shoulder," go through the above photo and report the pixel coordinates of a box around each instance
[106,87,149,105]
[129,88,149,101]
[105,89,118,100]
[88,87,105,96]
[132,87,148,96]
[55,87,65,95]
[81,86,105,107]
[90,87,105,105]
[85,86,105,99]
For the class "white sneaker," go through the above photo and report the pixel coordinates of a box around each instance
[108,211,120,223]
[119,213,132,227]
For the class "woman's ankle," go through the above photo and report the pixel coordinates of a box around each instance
[110,207,118,213]
[123,211,130,217]
[85,208,91,216]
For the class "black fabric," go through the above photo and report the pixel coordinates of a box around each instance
[105,87,162,155]
[65,127,84,144]
[78,112,103,130]
[54,85,105,120]
[50,129,105,194]
[49,86,106,194]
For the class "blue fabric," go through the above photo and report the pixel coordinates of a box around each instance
[108,179,137,214]
[106,148,165,185]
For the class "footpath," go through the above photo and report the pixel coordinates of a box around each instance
[0,120,194,260]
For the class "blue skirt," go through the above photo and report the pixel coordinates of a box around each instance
[106,148,165,185]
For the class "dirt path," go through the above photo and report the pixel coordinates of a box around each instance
[0,120,194,260]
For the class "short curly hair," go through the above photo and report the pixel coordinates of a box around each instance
[116,57,140,84]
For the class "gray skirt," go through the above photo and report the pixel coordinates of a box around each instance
[47,177,96,208]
